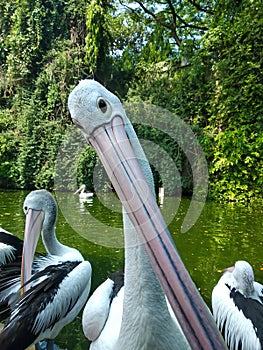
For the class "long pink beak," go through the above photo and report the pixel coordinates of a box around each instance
[88,116,226,349]
[21,208,44,294]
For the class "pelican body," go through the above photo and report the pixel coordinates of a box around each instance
[68,79,226,349]
[212,260,263,350]
[0,190,92,350]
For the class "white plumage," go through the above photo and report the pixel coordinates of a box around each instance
[83,271,124,349]
[212,260,263,350]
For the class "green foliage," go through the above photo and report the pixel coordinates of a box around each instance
[0,110,19,187]
[134,124,190,196]
[85,0,112,75]
[54,126,109,193]
[0,0,88,189]
[126,0,263,202]
[0,0,262,203]
[199,0,263,201]
[77,147,98,192]
[209,127,263,201]
[15,40,89,189]
[127,60,178,110]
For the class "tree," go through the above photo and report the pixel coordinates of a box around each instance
[123,0,263,202]
[121,1,213,56]
[200,0,263,201]
[0,0,89,189]
[85,0,113,79]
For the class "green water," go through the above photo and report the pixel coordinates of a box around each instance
[0,190,262,350]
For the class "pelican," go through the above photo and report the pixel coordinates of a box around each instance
[212,260,263,350]
[68,79,226,349]
[0,189,92,350]
[74,184,94,199]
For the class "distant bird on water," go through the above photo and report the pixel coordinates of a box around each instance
[212,260,263,350]
[0,190,92,350]
[74,184,93,200]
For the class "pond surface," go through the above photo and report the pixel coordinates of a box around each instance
[0,189,262,350]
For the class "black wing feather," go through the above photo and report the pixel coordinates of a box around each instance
[230,287,263,348]
[0,231,23,262]
[0,261,81,350]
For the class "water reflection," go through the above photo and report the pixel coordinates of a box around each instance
[0,190,262,349]
[166,198,262,307]
[55,191,124,248]
[78,197,94,211]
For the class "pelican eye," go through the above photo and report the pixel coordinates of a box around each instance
[97,98,108,114]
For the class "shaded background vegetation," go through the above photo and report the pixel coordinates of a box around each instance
[0,0,262,202]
